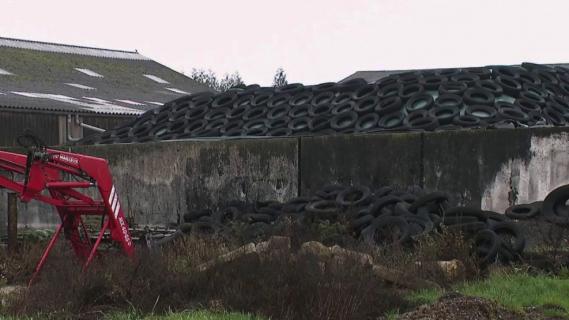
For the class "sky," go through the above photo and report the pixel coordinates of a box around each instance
[1,0,568,86]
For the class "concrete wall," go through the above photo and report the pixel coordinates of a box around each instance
[1,127,569,234]
[0,137,298,231]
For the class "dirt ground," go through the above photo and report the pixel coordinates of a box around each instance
[398,293,568,320]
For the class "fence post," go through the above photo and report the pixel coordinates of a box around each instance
[7,192,17,253]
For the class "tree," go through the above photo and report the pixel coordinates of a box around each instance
[190,69,245,92]
[273,67,288,88]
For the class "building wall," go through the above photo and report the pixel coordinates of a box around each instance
[0,111,60,147]
[1,127,569,234]
[0,110,134,147]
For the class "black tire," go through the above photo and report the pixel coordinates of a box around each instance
[305,200,339,221]
[375,96,403,116]
[361,216,410,246]
[240,213,274,224]
[267,117,290,129]
[226,106,248,120]
[275,83,305,95]
[331,101,356,115]
[290,92,313,106]
[312,82,337,93]
[352,84,378,100]
[204,108,229,121]
[409,192,449,212]
[316,184,346,200]
[377,83,401,98]
[211,93,237,109]
[312,91,335,106]
[205,119,228,131]
[336,185,372,207]
[475,80,504,96]
[442,215,480,226]
[368,195,401,216]
[186,106,209,121]
[180,223,193,234]
[452,115,481,127]
[219,120,244,135]
[543,106,565,126]
[267,94,291,108]
[485,211,509,225]
[407,115,439,131]
[289,105,311,118]
[243,107,267,121]
[446,221,487,234]
[497,106,528,122]
[183,209,212,223]
[354,96,380,114]
[451,72,480,83]
[251,92,273,107]
[505,203,540,220]
[429,105,459,125]
[309,116,331,132]
[404,215,434,237]
[445,207,487,221]
[404,93,434,113]
[420,75,447,90]
[490,222,526,254]
[463,88,495,106]
[475,229,499,265]
[332,93,353,106]
[222,128,243,137]
[330,111,358,131]
[378,111,405,129]
[495,76,522,96]
[267,105,291,120]
[244,127,269,136]
[542,185,569,226]
[268,127,293,136]
[399,83,424,100]
[355,113,380,132]
[466,105,498,122]
[350,214,374,234]
[288,117,311,132]
[309,104,333,117]
[439,81,468,96]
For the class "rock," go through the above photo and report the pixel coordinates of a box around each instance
[0,285,25,307]
[197,236,291,271]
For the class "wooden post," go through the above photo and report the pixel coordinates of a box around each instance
[7,192,17,253]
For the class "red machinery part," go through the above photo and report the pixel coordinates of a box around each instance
[0,148,135,285]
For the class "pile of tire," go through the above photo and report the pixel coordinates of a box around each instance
[79,62,569,145]
[177,183,569,266]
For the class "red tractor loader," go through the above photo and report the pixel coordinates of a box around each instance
[0,133,134,285]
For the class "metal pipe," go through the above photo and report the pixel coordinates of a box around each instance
[67,114,82,142]
[80,122,106,133]
[7,192,17,253]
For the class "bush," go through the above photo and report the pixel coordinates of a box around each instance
[4,233,410,320]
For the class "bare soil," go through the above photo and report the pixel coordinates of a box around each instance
[399,293,568,320]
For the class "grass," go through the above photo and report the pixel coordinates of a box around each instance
[407,270,569,317]
[106,310,263,320]
[0,311,263,320]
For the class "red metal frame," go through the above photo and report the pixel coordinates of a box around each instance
[0,148,135,285]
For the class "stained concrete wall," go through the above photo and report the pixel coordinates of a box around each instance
[1,127,569,234]
[299,132,423,194]
[0,137,298,231]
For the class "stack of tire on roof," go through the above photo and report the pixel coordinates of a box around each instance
[178,183,569,266]
[80,62,569,145]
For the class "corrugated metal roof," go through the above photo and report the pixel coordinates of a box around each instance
[341,63,569,83]
[0,37,149,60]
[0,37,215,115]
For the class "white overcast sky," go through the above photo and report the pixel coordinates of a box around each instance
[2,0,568,85]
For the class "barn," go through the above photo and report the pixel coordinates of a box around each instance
[0,37,212,146]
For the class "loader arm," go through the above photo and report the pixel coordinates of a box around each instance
[0,147,134,285]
